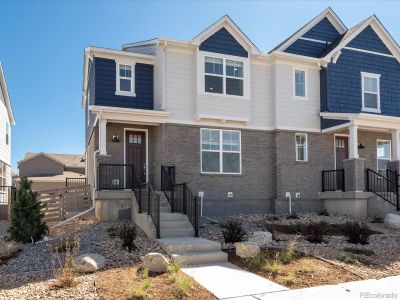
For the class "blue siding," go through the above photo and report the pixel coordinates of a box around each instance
[324,49,400,116]
[303,17,341,42]
[94,57,154,110]
[199,27,248,58]
[285,39,329,57]
[320,68,327,111]
[86,60,96,145]
[347,26,391,55]
[321,118,350,130]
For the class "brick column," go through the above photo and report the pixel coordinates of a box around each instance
[343,158,365,192]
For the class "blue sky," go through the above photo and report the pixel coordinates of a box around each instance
[1,0,400,171]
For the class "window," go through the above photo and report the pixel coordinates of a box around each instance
[116,62,135,96]
[0,163,8,204]
[294,69,307,98]
[361,72,380,112]
[201,129,241,174]
[204,56,244,96]
[295,133,308,162]
[5,123,9,145]
[377,140,391,175]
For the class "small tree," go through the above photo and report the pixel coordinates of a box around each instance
[9,177,48,243]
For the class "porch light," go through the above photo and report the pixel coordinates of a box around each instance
[112,134,120,143]
[358,143,365,149]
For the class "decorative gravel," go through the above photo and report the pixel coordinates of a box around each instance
[200,213,400,280]
[0,217,164,299]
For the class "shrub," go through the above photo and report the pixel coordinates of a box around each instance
[343,247,374,256]
[131,279,151,299]
[0,241,22,264]
[168,261,182,274]
[9,177,48,243]
[287,222,304,234]
[264,214,281,222]
[53,236,76,253]
[171,273,193,300]
[220,220,246,244]
[341,222,373,245]
[338,254,371,266]
[263,257,281,277]
[304,221,327,243]
[249,254,264,268]
[283,273,296,286]
[107,225,118,238]
[51,235,80,289]
[318,209,329,216]
[371,215,384,223]
[286,212,299,219]
[116,223,137,252]
[279,238,298,264]
[301,263,315,274]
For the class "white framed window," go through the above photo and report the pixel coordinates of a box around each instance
[5,123,9,146]
[204,56,244,97]
[116,62,136,96]
[201,128,241,174]
[295,133,308,162]
[377,139,391,175]
[361,72,381,113]
[293,69,307,99]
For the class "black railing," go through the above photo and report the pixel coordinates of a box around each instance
[160,165,199,237]
[366,168,399,210]
[98,163,160,237]
[66,177,87,187]
[322,169,345,192]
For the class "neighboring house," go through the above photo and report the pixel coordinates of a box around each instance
[0,62,15,219]
[17,152,85,191]
[82,8,400,220]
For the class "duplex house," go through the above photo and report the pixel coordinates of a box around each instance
[82,8,400,224]
[0,62,15,219]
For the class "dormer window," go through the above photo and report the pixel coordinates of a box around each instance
[116,62,136,96]
[204,56,244,96]
[361,72,381,113]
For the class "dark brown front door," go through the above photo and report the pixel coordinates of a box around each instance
[126,131,146,182]
[335,136,349,169]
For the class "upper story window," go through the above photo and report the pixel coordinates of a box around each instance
[293,69,307,99]
[201,128,241,174]
[361,72,381,113]
[5,123,9,145]
[295,133,308,162]
[116,62,136,97]
[204,56,244,96]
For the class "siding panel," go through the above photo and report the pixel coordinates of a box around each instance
[347,26,391,55]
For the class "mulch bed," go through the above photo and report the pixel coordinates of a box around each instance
[95,266,217,300]
[226,248,361,289]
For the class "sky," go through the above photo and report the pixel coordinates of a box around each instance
[1,0,400,171]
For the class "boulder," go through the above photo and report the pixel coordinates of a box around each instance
[248,231,273,247]
[75,253,106,273]
[384,213,400,229]
[143,252,169,273]
[235,242,260,259]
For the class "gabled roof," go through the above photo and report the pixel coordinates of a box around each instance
[0,62,15,126]
[18,152,85,168]
[192,15,261,55]
[270,7,347,53]
[322,15,400,62]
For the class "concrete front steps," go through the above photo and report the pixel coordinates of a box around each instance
[158,237,228,266]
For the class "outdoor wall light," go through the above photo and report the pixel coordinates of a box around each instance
[112,134,120,142]
[358,143,365,149]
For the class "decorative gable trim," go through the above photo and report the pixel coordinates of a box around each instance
[0,62,15,126]
[322,16,400,64]
[192,15,260,56]
[272,7,347,53]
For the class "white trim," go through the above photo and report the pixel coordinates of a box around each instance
[349,125,359,159]
[274,7,347,53]
[333,133,349,169]
[123,128,149,183]
[293,68,308,100]
[361,71,381,113]
[295,133,308,162]
[200,128,242,175]
[377,139,391,173]
[299,37,331,44]
[0,62,15,125]
[115,61,136,97]
[343,46,395,58]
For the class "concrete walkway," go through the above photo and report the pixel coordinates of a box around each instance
[182,262,288,299]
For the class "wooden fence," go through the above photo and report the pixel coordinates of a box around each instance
[38,185,91,222]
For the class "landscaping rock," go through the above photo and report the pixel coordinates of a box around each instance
[235,242,260,259]
[143,252,169,273]
[75,253,106,273]
[249,231,273,247]
[384,213,400,229]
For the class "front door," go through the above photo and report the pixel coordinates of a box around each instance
[126,131,146,183]
[335,136,349,169]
